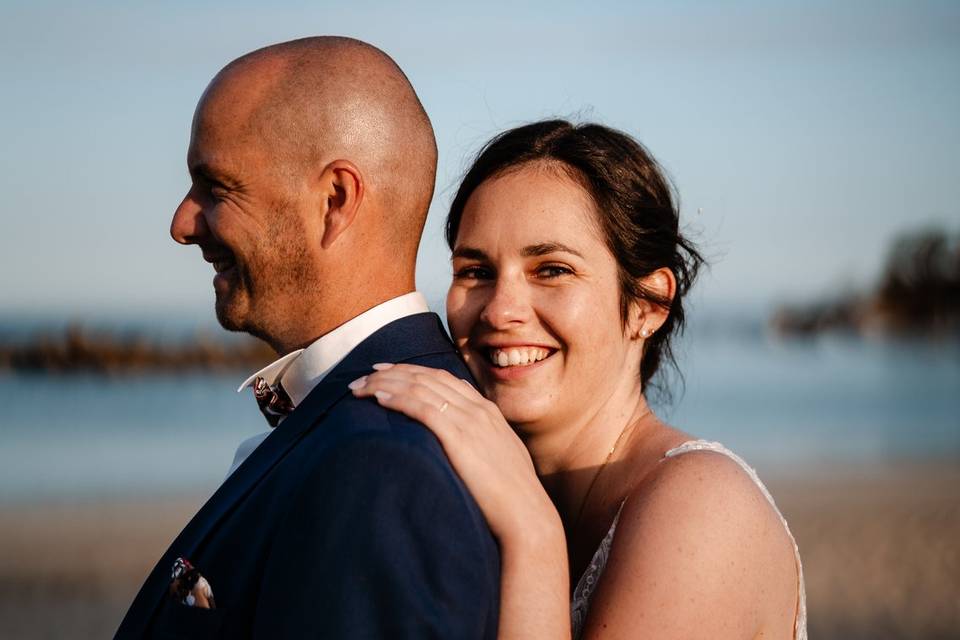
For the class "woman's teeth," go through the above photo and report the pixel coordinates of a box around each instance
[488,347,550,368]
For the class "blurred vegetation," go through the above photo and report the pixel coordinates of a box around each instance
[0,324,275,374]
[772,227,960,339]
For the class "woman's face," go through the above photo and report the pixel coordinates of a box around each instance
[446,163,642,431]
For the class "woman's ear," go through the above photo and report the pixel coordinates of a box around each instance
[317,160,364,250]
[628,267,677,340]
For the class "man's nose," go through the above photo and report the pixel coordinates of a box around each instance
[170,190,209,245]
[479,275,532,329]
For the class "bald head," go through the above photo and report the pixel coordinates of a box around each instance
[175,37,438,352]
[197,37,437,260]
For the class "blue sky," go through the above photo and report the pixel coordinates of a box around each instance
[1,0,957,324]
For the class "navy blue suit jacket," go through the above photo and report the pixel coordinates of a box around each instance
[115,313,501,639]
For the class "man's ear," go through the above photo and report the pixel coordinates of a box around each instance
[318,160,364,250]
[627,267,677,339]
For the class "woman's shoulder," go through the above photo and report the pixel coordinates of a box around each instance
[639,439,769,508]
[588,439,799,637]
[620,439,795,560]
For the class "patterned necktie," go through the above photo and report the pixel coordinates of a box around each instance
[253,376,295,427]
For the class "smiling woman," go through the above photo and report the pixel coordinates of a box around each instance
[446,121,703,399]
[447,165,641,430]
[352,119,807,639]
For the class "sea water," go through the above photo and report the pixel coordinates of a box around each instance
[1,333,957,503]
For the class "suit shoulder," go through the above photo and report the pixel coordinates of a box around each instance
[321,347,470,454]
[323,391,448,455]
[303,393,475,507]
[295,398,494,542]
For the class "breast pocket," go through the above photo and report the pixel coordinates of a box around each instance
[150,598,227,639]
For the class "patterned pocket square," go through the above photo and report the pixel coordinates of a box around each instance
[169,557,216,609]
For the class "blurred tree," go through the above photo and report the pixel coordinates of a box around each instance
[874,228,960,333]
[772,226,959,339]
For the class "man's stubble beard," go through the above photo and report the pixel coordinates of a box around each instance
[213,273,248,334]
[214,202,314,348]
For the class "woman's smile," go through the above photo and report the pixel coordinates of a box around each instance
[474,343,558,382]
[487,346,552,368]
[447,162,640,430]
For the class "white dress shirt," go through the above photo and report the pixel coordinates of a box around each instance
[226,291,430,477]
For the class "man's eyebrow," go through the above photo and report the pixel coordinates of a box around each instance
[190,162,234,187]
[521,242,584,258]
[189,162,213,181]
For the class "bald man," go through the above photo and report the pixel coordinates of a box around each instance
[115,37,500,639]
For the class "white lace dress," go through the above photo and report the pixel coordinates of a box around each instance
[569,440,807,640]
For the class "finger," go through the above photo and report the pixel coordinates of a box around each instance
[351,373,468,416]
[362,384,472,444]
[368,363,487,403]
[355,367,478,411]
[351,372,491,447]
[353,368,506,437]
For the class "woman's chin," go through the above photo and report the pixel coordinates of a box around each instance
[484,389,556,429]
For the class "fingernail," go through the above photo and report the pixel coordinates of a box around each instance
[348,376,367,390]
[374,390,392,401]
[372,363,395,371]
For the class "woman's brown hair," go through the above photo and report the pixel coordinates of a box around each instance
[446,120,704,393]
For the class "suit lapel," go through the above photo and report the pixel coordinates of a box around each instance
[118,313,457,636]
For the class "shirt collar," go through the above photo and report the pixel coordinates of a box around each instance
[238,291,429,407]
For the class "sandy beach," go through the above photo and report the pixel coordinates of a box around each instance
[1,462,957,639]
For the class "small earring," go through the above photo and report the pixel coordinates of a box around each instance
[640,328,652,338]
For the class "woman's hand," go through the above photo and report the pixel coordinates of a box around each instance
[351,363,572,639]
[349,363,560,545]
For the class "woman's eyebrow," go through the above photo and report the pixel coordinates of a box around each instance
[451,247,489,261]
[521,242,583,258]
[452,243,584,260]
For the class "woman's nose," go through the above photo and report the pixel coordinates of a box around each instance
[170,190,209,245]
[479,277,531,329]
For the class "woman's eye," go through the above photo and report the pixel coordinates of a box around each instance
[537,264,573,278]
[454,265,493,280]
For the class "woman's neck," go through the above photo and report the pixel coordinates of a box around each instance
[520,375,654,528]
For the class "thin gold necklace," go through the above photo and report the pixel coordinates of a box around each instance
[572,409,650,532]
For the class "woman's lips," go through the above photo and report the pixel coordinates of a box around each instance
[475,345,557,381]
[486,346,551,367]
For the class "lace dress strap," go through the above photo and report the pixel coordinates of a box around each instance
[664,440,808,640]
[569,440,807,640]
[570,501,625,639]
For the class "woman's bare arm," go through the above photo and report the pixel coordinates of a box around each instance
[351,364,799,639]
[350,363,572,640]
[581,451,799,639]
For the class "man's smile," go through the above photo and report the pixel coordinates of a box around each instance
[202,250,237,274]
[212,258,235,274]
